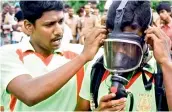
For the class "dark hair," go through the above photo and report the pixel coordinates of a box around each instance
[68,5,72,9]
[15,10,24,22]
[64,4,70,9]
[106,1,151,33]
[19,1,64,24]
[156,1,171,14]
[2,3,10,9]
[77,7,84,14]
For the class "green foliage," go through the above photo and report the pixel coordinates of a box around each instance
[151,0,160,11]
[65,0,105,14]
[65,1,87,14]
[96,0,106,13]
[151,0,172,11]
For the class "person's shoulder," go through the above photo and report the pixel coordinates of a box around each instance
[0,43,23,55]
[0,43,18,51]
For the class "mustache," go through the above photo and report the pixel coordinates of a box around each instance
[51,37,62,42]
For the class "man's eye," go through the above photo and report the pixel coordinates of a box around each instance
[45,22,55,27]
[58,19,64,24]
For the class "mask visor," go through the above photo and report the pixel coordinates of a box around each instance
[103,39,143,73]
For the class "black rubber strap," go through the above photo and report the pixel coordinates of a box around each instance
[142,69,153,91]
[127,91,134,111]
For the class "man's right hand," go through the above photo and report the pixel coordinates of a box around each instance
[96,93,127,111]
[81,27,107,62]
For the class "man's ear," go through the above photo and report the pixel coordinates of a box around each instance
[23,20,34,35]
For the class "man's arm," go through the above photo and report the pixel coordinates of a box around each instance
[77,18,82,36]
[160,61,172,110]
[145,26,172,110]
[6,27,107,106]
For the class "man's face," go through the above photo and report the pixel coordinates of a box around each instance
[85,5,90,14]
[93,9,99,16]
[68,8,74,17]
[159,9,170,21]
[30,10,64,52]
[109,26,143,57]
[3,5,10,14]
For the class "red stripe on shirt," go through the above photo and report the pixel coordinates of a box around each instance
[16,49,24,63]
[9,95,17,112]
[101,70,110,82]
[16,50,54,66]
[125,72,141,89]
[125,71,154,89]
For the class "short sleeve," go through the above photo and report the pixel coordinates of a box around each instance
[0,46,29,91]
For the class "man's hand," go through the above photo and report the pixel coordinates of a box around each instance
[145,26,171,65]
[81,27,107,61]
[96,93,126,111]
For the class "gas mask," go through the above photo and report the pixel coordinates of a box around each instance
[103,0,152,111]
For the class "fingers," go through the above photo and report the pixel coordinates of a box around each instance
[106,98,127,108]
[84,27,107,47]
[85,27,107,41]
[145,26,166,40]
[100,93,116,102]
[99,94,127,111]
[91,28,107,40]
[95,33,106,46]
[145,27,171,49]
[145,33,158,45]
[108,102,126,111]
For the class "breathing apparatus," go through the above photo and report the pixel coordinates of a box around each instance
[103,0,152,111]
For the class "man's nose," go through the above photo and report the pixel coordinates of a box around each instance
[54,23,63,37]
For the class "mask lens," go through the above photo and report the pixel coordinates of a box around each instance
[103,39,143,73]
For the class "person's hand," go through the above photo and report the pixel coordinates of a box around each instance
[95,93,126,111]
[145,26,171,65]
[81,27,107,61]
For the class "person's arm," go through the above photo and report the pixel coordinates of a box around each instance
[145,26,172,110]
[77,18,82,37]
[160,61,172,110]
[6,27,107,106]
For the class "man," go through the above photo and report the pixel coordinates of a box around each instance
[0,1,106,111]
[75,1,171,111]
[76,7,85,18]
[65,7,79,43]
[93,8,101,26]
[156,2,172,43]
[78,4,99,44]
